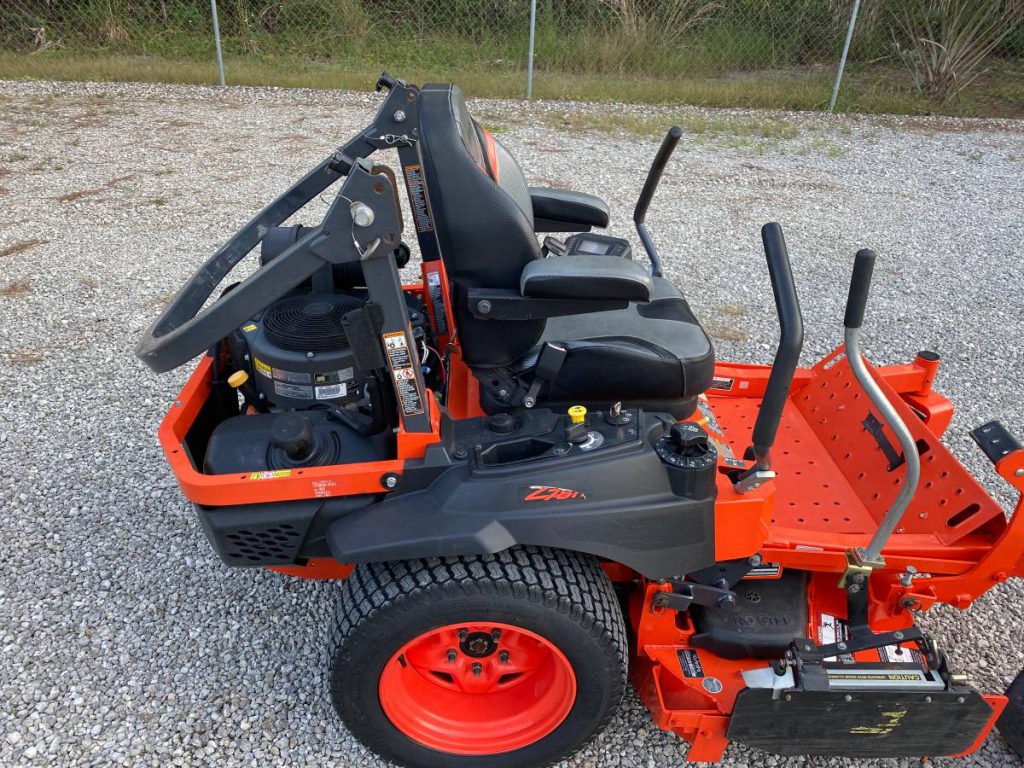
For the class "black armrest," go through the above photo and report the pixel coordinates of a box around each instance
[520,255,652,302]
[467,289,628,321]
[529,187,610,233]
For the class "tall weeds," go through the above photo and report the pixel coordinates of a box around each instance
[896,0,1024,101]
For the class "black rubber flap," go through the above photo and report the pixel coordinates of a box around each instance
[727,687,993,757]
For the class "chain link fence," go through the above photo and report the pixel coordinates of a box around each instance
[1,1,1022,113]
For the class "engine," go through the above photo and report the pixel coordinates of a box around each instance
[202,227,433,475]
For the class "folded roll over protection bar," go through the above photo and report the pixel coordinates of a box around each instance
[134,73,420,375]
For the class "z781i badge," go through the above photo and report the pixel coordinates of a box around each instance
[522,485,587,502]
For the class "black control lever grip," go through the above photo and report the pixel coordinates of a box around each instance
[634,126,682,226]
[844,248,877,329]
[633,126,683,278]
[750,222,804,462]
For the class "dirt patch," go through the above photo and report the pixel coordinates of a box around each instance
[2,349,45,365]
[0,239,47,259]
[0,277,32,296]
[55,174,135,203]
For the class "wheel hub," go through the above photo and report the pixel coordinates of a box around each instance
[460,630,498,658]
[378,621,577,755]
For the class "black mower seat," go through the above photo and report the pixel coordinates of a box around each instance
[416,83,714,417]
[525,277,714,415]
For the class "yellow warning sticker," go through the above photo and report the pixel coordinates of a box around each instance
[242,323,257,332]
[248,470,291,480]
[253,357,272,377]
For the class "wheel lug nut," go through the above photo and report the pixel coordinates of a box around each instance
[447,649,457,663]
[472,662,482,677]
[491,629,502,641]
[499,650,510,665]
[458,628,468,641]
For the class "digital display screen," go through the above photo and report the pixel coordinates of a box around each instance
[576,239,609,254]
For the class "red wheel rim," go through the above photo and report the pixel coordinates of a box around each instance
[379,622,577,755]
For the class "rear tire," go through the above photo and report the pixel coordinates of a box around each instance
[329,546,628,768]
[998,669,1024,757]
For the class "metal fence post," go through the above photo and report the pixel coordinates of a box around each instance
[211,0,226,86]
[526,0,537,100]
[829,0,861,112]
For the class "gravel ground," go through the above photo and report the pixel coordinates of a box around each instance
[1,79,1022,768]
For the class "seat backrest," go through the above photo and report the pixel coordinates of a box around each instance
[416,83,544,366]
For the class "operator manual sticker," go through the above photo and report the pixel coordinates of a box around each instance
[425,269,448,334]
[403,164,434,233]
[382,331,424,416]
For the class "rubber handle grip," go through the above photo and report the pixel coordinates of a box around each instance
[844,248,877,329]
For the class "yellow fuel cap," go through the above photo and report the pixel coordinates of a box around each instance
[568,405,587,424]
[228,370,249,388]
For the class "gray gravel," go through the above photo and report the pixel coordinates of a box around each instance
[1,79,1022,767]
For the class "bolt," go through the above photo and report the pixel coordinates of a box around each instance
[957,696,966,704]
[350,202,375,227]
[491,629,502,641]
[1016,468,1024,477]
[718,593,737,608]
[844,694,853,702]
[894,631,904,640]
[306,351,314,359]
[851,572,866,584]
[472,662,482,678]
[382,475,398,489]
[458,628,468,641]
[847,583,861,594]
[447,649,457,663]
[748,554,763,568]
[477,299,492,315]
[925,696,932,703]
[900,565,918,587]
[393,109,406,122]
[453,447,467,460]
[837,642,848,651]
[902,597,920,609]
[499,650,510,665]
[784,693,793,702]
[523,396,536,408]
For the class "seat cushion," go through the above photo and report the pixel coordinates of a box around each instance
[515,278,715,414]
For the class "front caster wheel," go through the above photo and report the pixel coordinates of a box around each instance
[329,547,628,768]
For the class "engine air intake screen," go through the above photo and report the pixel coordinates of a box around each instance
[263,294,365,351]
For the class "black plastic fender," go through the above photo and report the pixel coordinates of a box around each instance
[325,437,716,580]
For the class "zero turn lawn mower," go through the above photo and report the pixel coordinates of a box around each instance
[136,74,1024,767]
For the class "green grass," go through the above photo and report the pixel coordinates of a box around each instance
[0,51,1019,117]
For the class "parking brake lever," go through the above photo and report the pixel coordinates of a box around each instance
[841,249,921,575]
